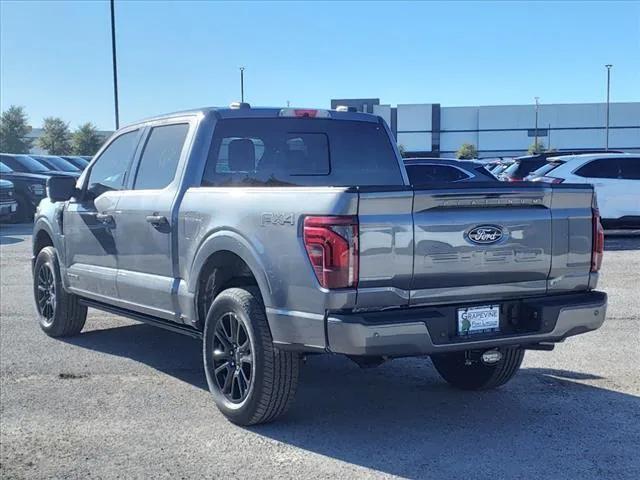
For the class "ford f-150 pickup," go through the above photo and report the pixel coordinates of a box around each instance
[32,105,607,425]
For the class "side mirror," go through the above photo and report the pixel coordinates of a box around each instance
[47,176,77,202]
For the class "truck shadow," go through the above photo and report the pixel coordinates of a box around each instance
[64,323,208,389]
[0,222,32,245]
[65,323,639,479]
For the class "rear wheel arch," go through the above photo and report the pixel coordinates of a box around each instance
[194,248,271,331]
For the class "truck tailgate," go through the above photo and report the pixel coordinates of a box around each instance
[356,184,594,308]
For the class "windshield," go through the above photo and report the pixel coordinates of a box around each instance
[0,162,13,173]
[11,155,50,173]
[503,162,519,176]
[529,161,564,178]
[66,156,89,167]
[33,155,80,172]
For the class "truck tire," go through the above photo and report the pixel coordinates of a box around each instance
[33,246,87,337]
[431,347,524,390]
[203,287,299,425]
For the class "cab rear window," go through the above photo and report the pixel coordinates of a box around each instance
[201,118,403,187]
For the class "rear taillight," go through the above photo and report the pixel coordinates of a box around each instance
[506,177,522,182]
[535,176,564,184]
[591,203,604,272]
[303,216,358,289]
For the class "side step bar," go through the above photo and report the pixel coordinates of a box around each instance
[79,298,203,340]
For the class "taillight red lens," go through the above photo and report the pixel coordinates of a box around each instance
[294,109,318,117]
[539,176,564,184]
[591,206,604,272]
[303,216,358,289]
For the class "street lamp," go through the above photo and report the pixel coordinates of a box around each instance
[605,64,613,151]
[534,97,540,149]
[239,67,245,103]
[110,0,120,130]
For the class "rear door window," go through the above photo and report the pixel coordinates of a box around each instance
[133,123,190,190]
[618,157,640,180]
[574,159,620,179]
[202,118,402,187]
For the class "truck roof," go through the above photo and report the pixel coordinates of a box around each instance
[129,106,380,128]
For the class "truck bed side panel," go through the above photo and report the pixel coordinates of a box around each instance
[178,187,358,350]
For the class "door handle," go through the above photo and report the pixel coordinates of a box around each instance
[146,214,168,226]
[95,213,114,224]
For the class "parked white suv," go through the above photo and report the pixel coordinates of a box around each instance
[527,153,640,228]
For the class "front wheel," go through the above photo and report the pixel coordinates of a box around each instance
[203,287,299,425]
[431,347,524,390]
[33,246,87,337]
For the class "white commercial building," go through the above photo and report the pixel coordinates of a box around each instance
[331,99,640,158]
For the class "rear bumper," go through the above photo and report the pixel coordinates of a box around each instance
[326,291,607,356]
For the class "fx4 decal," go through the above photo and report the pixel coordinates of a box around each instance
[261,212,295,226]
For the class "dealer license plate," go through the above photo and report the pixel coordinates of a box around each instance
[457,305,500,336]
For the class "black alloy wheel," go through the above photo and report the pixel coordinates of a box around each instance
[36,263,56,324]
[212,312,254,403]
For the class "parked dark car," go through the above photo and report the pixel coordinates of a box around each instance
[404,158,498,184]
[0,178,18,221]
[0,161,48,222]
[30,155,81,176]
[61,156,90,170]
[0,153,77,178]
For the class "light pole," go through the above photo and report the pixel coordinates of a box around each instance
[534,97,540,149]
[605,64,613,151]
[239,67,245,103]
[110,0,120,130]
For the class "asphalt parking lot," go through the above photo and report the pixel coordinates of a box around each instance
[1,223,639,479]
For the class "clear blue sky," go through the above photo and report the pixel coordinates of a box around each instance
[1,0,638,130]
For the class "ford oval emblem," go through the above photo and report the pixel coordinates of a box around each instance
[466,225,504,245]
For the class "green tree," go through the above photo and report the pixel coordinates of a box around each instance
[456,143,477,159]
[37,117,72,155]
[527,140,546,155]
[72,122,104,155]
[0,105,33,153]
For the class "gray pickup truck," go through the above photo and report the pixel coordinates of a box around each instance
[32,105,607,425]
